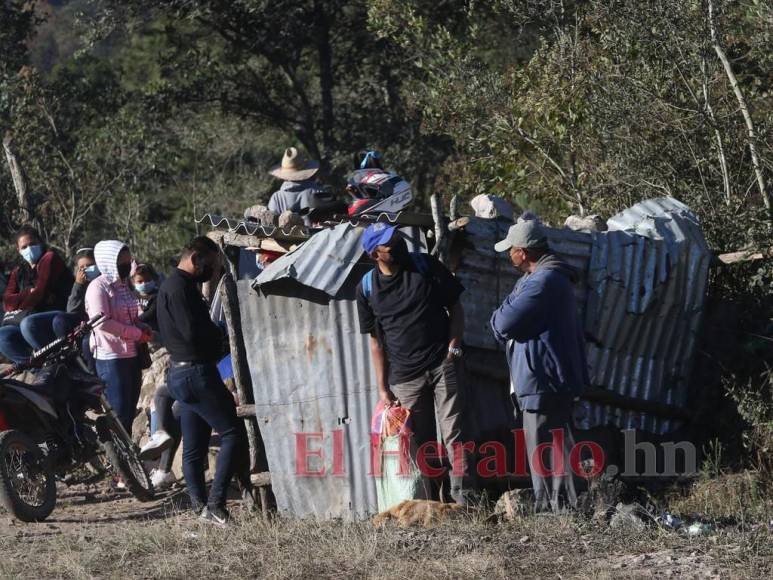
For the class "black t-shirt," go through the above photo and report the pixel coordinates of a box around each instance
[356,254,464,384]
[157,268,224,363]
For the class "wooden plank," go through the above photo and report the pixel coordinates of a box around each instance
[236,403,256,418]
[716,247,773,265]
[464,347,690,421]
[223,230,308,248]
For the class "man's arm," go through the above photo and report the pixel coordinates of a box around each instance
[370,334,397,406]
[491,278,548,343]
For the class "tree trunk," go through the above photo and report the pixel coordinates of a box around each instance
[3,131,34,225]
[708,0,770,216]
[700,56,731,206]
[314,0,335,156]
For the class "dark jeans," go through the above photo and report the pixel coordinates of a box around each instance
[96,357,142,435]
[0,311,63,363]
[153,383,181,472]
[52,312,94,371]
[167,363,249,510]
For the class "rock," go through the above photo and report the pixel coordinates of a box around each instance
[133,347,172,445]
[687,523,713,536]
[609,502,647,532]
[470,194,515,220]
[244,204,278,226]
[493,488,534,520]
[564,214,607,232]
[278,210,304,229]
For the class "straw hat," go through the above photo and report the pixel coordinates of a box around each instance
[269,147,320,181]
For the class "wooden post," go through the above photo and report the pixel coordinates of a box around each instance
[219,271,263,473]
[430,193,449,264]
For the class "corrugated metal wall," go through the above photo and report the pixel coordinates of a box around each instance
[238,276,379,519]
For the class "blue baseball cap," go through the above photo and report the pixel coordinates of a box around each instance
[362,223,397,254]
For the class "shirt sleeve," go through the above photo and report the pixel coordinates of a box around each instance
[428,256,464,308]
[490,276,548,343]
[3,267,25,311]
[356,283,376,335]
[267,192,280,214]
[67,283,87,314]
[85,282,143,341]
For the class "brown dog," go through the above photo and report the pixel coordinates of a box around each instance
[372,500,470,528]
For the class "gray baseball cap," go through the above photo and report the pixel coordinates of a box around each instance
[494,219,549,252]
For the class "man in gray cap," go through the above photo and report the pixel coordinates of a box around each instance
[490,218,589,512]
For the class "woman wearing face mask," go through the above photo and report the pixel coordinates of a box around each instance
[0,225,74,363]
[52,248,100,369]
[86,240,153,434]
[52,248,100,335]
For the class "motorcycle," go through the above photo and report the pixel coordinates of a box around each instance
[0,313,154,522]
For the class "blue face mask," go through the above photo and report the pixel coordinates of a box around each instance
[135,281,157,295]
[84,265,100,281]
[20,244,44,265]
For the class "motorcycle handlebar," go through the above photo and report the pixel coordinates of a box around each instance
[1,313,105,378]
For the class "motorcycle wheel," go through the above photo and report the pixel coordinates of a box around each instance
[95,416,154,502]
[0,430,56,522]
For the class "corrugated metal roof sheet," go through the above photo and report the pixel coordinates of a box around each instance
[196,214,310,239]
[254,223,365,296]
[254,223,428,297]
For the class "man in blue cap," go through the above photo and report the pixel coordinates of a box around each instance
[357,223,475,505]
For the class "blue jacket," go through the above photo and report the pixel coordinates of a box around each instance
[490,253,589,411]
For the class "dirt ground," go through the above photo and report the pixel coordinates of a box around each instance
[0,480,771,579]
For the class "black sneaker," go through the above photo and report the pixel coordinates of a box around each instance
[200,505,231,527]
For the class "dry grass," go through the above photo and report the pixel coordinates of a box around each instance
[668,471,773,523]
[0,494,771,580]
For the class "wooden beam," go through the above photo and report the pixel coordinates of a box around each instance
[715,247,773,265]
[236,403,256,418]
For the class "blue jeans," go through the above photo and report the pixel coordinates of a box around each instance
[0,311,63,363]
[167,363,249,510]
[52,312,94,371]
[95,357,142,435]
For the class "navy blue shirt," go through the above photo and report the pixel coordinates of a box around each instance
[491,254,589,410]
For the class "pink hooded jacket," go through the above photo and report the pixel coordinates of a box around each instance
[85,240,142,360]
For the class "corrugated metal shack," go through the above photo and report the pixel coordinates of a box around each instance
[200,196,711,519]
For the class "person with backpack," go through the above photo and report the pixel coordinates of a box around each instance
[356,223,476,506]
[0,225,74,363]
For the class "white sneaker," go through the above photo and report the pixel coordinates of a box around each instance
[149,469,177,491]
[140,430,174,460]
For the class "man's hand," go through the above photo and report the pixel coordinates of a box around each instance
[379,387,399,408]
